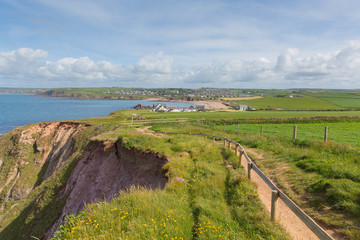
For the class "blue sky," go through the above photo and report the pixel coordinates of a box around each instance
[1,0,360,88]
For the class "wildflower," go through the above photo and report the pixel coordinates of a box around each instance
[176,177,186,183]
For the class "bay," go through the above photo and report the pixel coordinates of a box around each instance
[0,94,195,134]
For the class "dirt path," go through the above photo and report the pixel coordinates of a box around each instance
[242,147,322,240]
[133,130,331,239]
[136,126,161,138]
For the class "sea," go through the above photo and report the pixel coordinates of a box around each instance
[0,94,195,134]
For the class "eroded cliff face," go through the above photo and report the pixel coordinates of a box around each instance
[0,122,88,239]
[45,140,168,239]
[0,122,168,240]
[0,122,87,209]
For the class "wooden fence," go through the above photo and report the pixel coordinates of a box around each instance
[157,131,334,240]
[219,123,330,142]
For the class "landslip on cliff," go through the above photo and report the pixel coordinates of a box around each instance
[0,122,168,240]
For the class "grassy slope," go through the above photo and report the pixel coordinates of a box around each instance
[2,102,360,239]
[181,122,360,239]
[52,132,288,240]
[44,88,152,99]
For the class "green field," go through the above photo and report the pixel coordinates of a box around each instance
[230,95,342,110]
[216,122,360,147]
[310,93,360,108]
[138,109,360,120]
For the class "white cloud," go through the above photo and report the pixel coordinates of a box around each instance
[275,48,300,71]
[135,52,173,74]
[2,42,360,88]
[0,48,47,75]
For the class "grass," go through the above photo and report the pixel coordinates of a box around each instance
[44,88,149,98]
[52,133,289,240]
[3,105,360,239]
[310,93,360,108]
[147,121,360,239]
[229,95,342,110]
[137,109,360,120]
[218,121,360,147]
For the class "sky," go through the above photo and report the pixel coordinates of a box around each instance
[1,0,360,89]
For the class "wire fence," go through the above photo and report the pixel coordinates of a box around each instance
[156,131,334,240]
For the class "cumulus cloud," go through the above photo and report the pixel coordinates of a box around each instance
[0,48,47,75]
[135,52,173,73]
[2,42,360,88]
[38,57,126,80]
[275,48,299,71]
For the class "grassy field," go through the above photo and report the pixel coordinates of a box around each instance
[310,93,360,108]
[137,109,360,120]
[229,95,342,110]
[217,122,360,147]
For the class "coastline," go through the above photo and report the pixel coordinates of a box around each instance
[2,91,230,109]
[146,97,229,109]
[36,93,230,109]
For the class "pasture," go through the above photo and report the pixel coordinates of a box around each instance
[139,109,360,120]
[310,93,360,108]
[229,95,342,110]
[216,121,360,147]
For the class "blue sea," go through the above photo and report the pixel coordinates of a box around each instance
[0,94,195,134]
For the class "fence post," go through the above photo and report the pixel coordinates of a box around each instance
[293,125,297,139]
[260,125,263,135]
[239,150,243,165]
[228,140,231,150]
[213,136,215,142]
[235,144,238,155]
[324,126,328,142]
[271,190,279,221]
[247,162,252,180]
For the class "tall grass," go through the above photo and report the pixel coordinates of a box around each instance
[150,121,360,239]
[52,133,289,240]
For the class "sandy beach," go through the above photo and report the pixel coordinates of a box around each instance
[190,100,230,109]
[147,98,230,109]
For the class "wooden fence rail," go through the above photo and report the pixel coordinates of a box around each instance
[157,131,334,240]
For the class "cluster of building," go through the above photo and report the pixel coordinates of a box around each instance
[151,103,205,112]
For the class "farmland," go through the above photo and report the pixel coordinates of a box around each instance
[227,95,342,110]
[139,109,360,120]
[217,121,360,147]
[310,93,360,108]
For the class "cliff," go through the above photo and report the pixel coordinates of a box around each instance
[0,122,168,239]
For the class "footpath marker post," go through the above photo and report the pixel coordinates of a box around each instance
[271,190,279,221]
[324,126,328,142]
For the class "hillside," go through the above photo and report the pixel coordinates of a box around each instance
[2,107,360,239]
[0,112,289,239]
